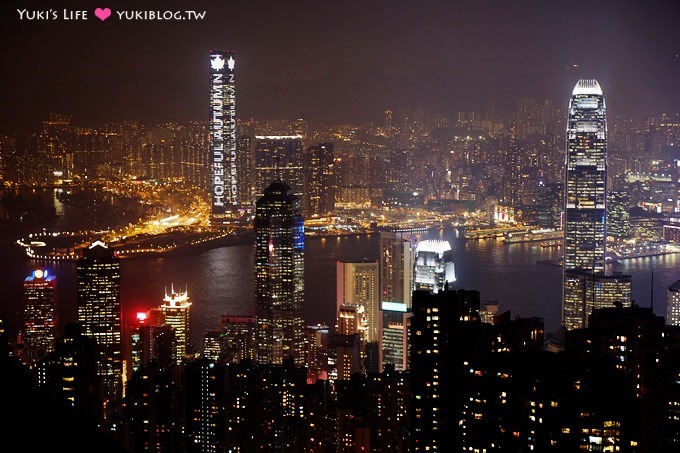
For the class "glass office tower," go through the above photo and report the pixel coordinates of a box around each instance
[562,79,608,330]
[76,240,122,422]
[254,181,305,366]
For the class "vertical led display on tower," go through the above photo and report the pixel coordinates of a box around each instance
[209,50,237,216]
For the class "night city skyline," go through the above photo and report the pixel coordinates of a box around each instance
[2,0,680,131]
[3,1,680,451]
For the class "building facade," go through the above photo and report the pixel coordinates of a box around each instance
[336,260,380,344]
[379,232,414,371]
[76,240,122,424]
[159,285,192,365]
[209,50,238,219]
[667,280,680,326]
[254,181,305,366]
[562,79,609,330]
[254,135,304,199]
[304,142,335,216]
[21,268,57,363]
[413,239,455,293]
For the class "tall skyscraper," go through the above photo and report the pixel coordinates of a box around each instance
[21,268,57,362]
[254,181,305,366]
[379,232,414,371]
[305,142,335,216]
[209,50,238,220]
[336,305,365,380]
[76,240,122,421]
[562,79,609,330]
[160,284,192,365]
[254,135,304,198]
[507,125,522,207]
[237,134,253,206]
[379,232,415,308]
[336,260,380,343]
[607,190,631,238]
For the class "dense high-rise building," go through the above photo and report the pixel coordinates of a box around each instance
[76,240,122,424]
[378,232,414,371]
[209,50,238,220]
[534,181,563,229]
[336,260,380,344]
[305,324,331,383]
[211,315,256,364]
[304,142,335,215]
[21,268,57,362]
[49,323,100,423]
[409,288,482,452]
[381,301,410,371]
[585,272,632,310]
[333,332,363,381]
[254,181,305,366]
[667,280,680,326]
[507,125,522,207]
[159,284,192,365]
[236,134,253,206]
[379,232,414,308]
[562,79,609,330]
[607,190,631,238]
[413,239,455,293]
[254,135,304,198]
[335,304,368,378]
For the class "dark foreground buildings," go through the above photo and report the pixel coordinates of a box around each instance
[410,289,680,452]
[4,287,680,451]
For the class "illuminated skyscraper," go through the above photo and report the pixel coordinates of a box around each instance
[209,50,238,220]
[507,125,522,207]
[254,181,305,366]
[305,142,335,215]
[414,239,455,293]
[22,268,57,362]
[254,135,304,198]
[336,260,379,343]
[379,232,414,371]
[607,190,631,238]
[562,79,609,330]
[336,304,366,379]
[237,134,253,206]
[160,284,192,365]
[379,232,415,308]
[76,240,122,422]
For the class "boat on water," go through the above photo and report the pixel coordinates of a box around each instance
[606,242,680,262]
[504,228,563,244]
[540,240,561,248]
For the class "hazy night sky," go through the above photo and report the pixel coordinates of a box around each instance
[1,0,679,131]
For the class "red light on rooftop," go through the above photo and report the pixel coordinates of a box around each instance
[136,312,147,322]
